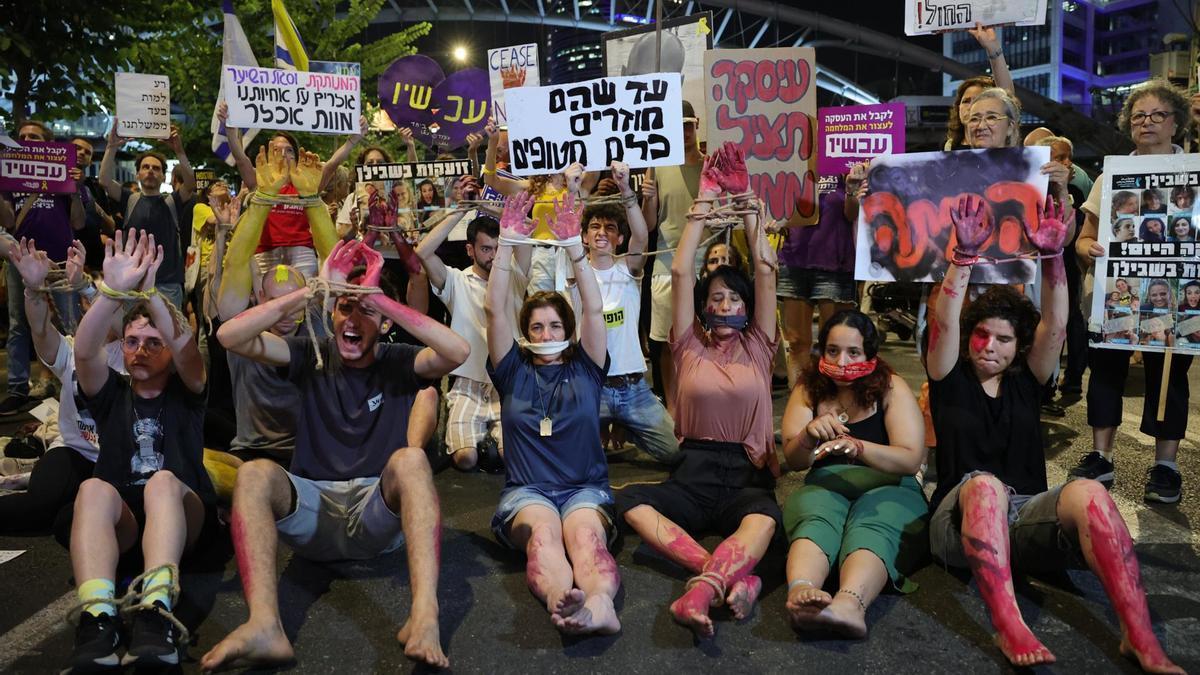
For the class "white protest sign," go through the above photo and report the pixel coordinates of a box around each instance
[903,0,1048,35]
[488,44,539,127]
[504,73,683,176]
[116,73,171,139]
[223,65,361,135]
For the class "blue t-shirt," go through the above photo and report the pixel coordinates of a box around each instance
[487,343,609,491]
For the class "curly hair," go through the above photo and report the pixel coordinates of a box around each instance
[1118,79,1192,143]
[959,285,1039,371]
[582,202,629,244]
[944,76,995,150]
[799,310,895,411]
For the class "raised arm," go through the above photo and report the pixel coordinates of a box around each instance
[1024,195,1070,384]
[414,202,470,291]
[549,193,605,366]
[611,161,648,276]
[482,118,528,196]
[10,237,65,366]
[672,153,724,335]
[399,127,419,163]
[288,149,338,260]
[218,102,257,190]
[75,230,154,396]
[217,146,291,320]
[465,133,484,178]
[639,167,659,234]
[968,23,1013,94]
[927,195,991,381]
[843,162,868,224]
[97,121,127,202]
[320,116,367,191]
[486,192,536,366]
[139,234,205,392]
[719,144,777,337]
[166,125,195,202]
[215,288,307,366]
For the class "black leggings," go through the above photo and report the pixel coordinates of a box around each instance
[1086,345,1193,440]
[0,446,93,535]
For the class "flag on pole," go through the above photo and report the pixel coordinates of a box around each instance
[211,0,260,166]
[272,0,310,71]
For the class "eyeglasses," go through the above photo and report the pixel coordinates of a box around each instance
[965,112,1009,127]
[1129,111,1170,126]
[121,337,166,355]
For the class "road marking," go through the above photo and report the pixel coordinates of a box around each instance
[0,590,75,671]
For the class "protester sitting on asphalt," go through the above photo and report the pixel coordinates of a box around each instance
[568,161,680,465]
[617,143,781,639]
[203,150,467,669]
[482,190,621,636]
[1072,79,1195,504]
[926,192,1181,672]
[0,239,126,536]
[780,309,927,639]
[68,229,217,670]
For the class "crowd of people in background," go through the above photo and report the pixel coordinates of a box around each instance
[1,22,1199,674]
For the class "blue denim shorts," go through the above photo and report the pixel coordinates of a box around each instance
[777,266,857,303]
[491,483,616,549]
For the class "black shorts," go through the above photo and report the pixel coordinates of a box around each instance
[616,438,783,538]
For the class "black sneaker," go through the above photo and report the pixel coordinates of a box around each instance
[66,611,121,672]
[0,394,30,416]
[1069,451,1115,487]
[122,602,181,666]
[1144,465,1182,504]
[1040,401,1066,418]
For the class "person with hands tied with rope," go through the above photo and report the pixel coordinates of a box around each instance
[616,142,782,641]
[925,193,1182,672]
[205,239,467,670]
[484,190,622,637]
[65,229,216,671]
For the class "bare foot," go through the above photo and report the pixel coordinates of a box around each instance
[804,592,867,639]
[994,621,1056,667]
[551,593,621,636]
[785,582,832,633]
[397,614,449,669]
[1120,635,1185,674]
[550,589,586,623]
[726,575,762,621]
[200,620,294,672]
[670,584,716,638]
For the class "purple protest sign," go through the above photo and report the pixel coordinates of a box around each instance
[0,141,77,194]
[818,103,905,175]
[378,55,491,150]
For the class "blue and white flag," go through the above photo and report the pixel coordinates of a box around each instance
[211,0,261,166]
[273,0,310,71]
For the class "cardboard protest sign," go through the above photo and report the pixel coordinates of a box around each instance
[853,146,1051,284]
[602,13,713,142]
[488,44,539,128]
[705,48,818,226]
[223,65,360,135]
[903,0,1048,35]
[818,103,906,175]
[349,160,474,258]
[1087,154,1200,352]
[379,55,490,150]
[0,141,77,194]
[116,73,171,139]
[504,73,683,176]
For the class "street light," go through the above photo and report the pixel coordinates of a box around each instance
[453,45,468,62]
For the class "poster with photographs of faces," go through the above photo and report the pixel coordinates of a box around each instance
[347,160,472,257]
[1089,154,1200,353]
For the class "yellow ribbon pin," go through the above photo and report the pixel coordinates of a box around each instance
[698,17,711,35]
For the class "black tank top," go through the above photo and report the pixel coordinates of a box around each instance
[811,401,889,469]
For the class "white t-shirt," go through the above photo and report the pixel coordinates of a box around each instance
[43,337,125,461]
[433,265,525,384]
[580,260,645,376]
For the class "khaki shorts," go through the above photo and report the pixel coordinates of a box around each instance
[276,473,404,562]
[444,377,503,454]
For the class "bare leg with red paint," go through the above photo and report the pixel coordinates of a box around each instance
[958,474,1055,667]
[510,506,574,620]
[668,514,776,638]
[382,447,449,669]
[553,509,621,635]
[1057,480,1183,674]
[200,461,296,671]
[623,506,762,620]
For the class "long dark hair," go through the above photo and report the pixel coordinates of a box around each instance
[518,291,577,362]
[800,310,894,411]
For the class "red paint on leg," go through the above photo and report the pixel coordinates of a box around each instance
[231,509,255,600]
[654,520,710,573]
[589,532,620,586]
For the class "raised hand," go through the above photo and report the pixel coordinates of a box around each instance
[103,230,152,292]
[641,174,657,201]
[563,163,585,194]
[166,125,184,155]
[217,101,228,125]
[216,195,241,226]
[138,233,163,293]
[1026,194,1069,254]
[353,115,368,141]
[968,21,1000,55]
[11,238,51,288]
[610,161,632,196]
[950,194,992,257]
[466,133,484,152]
[255,145,292,195]
[360,241,385,288]
[321,239,361,286]
[455,174,481,201]
[484,116,499,138]
[66,240,86,288]
[846,162,869,197]
[547,193,582,240]
[399,127,416,146]
[106,119,128,149]
[499,191,536,239]
[717,142,749,194]
[699,151,724,195]
[291,149,323,196]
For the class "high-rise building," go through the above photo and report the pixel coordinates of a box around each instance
[546,0,650,84]
[943,0,1184,122]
